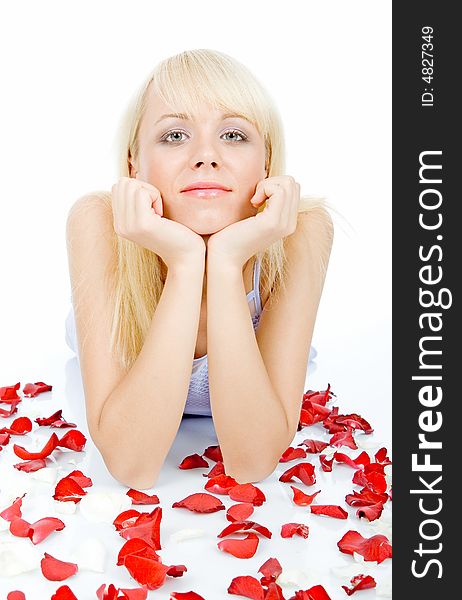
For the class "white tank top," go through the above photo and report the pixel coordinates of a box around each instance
[65,256,317,418]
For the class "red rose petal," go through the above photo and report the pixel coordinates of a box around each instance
[29,517,66,543]
[279,463,316,486]
[310,505,348,519]
[258,556,283,581]
[0,494,25,521]
[118,507,162,550]
[299,402,332,427]
[0,431,10,445]
[124,554,170,590]
[56,430,87,451]
[281,522,310,539]
[298,439,329,453]
[172,492,225,513]
[289,584,332,599]
[117,538,161,566]
[337,530,392,563]
[357,502,385,522]
[217,532,260,558]
[0,416,32,435]
[279,446,307,462]
[35,409,63,426]
[264,582,285,600]
[40,552,78,581]
[319,454,334,472]
[13,458,47,472]
[303,384,335,406]
[345,489,388,507]
[114,509,142,531]
[127,489,160,504]
[118,587,149,599]
[6,592,26,600]
[204,474,238,494]
[375,447,392,466]
[9,518,31,538]
[0,397,21,417]
[334,413,374,434]
[170,592,206,600]
[22,381,52,397]
[178,453,209,469]
[53,474,87,503]
[228,575,264,599]
[203,460,225,478]
[13,432,59,460]
[51,585,78,600]
[226,503,255,522]
[202,444,223,462]
[290,486,321,506]
[228,483,266,506]
[218,520,272,539]
[342,574,377,596]
[166,564,187,577]
[329,428,358,449]
[0,382,21,402]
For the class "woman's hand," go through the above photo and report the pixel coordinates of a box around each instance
[207,175,301,268]
[111,177,205,268]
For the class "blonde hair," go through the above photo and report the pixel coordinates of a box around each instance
[91,49,332,370]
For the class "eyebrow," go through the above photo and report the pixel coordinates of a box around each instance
[154,112,253,126]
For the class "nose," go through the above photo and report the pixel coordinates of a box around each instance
[189,134,222,170]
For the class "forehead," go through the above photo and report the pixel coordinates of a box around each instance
[143,88,254,126]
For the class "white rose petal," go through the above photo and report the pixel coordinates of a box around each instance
[0,539,41,576]
[30,466,60,485]
[276,568,316,588]
[79,490,132,524]
[169,528,206,543]
[356,437,380,450]
[53,499,77,515]
[69,537,106,572]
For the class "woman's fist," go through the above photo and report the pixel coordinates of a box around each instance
[111,177,205,268]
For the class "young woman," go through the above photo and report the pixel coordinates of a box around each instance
[65,49,334,490]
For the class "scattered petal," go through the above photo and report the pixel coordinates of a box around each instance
[22,381,52,397]
[337,530,392,563]
[217,532,260,558]
[40,552,78,581]
[310,505,348,519]
[281,523,310,539]
[228,575,264,599]
[342,574,376,595]
[228,483,266,506]
[172,492,225,513]
[127,489,160,505]
[226,503,255,522]
[178,453,209,469]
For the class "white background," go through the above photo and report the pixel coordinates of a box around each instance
[0,1,392,598]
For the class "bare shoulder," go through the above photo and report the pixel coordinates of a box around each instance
[260,207,333,309]
[293,206,334,248]
[66,191,113,235]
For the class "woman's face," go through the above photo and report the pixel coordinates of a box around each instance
[131,87,268,235]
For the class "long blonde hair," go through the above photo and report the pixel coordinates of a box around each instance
[90,49,332,370]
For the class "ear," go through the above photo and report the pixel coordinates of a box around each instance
[128,152,138,178]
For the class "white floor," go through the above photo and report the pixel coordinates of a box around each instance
[0,315,391,599]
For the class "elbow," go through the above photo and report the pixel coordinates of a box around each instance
[224,456,279,485]
[105,456,161,490]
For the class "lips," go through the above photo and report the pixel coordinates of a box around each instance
[181,181,231,192]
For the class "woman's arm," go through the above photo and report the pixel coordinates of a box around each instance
[97,255,205,489]
[207,209,333,484]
